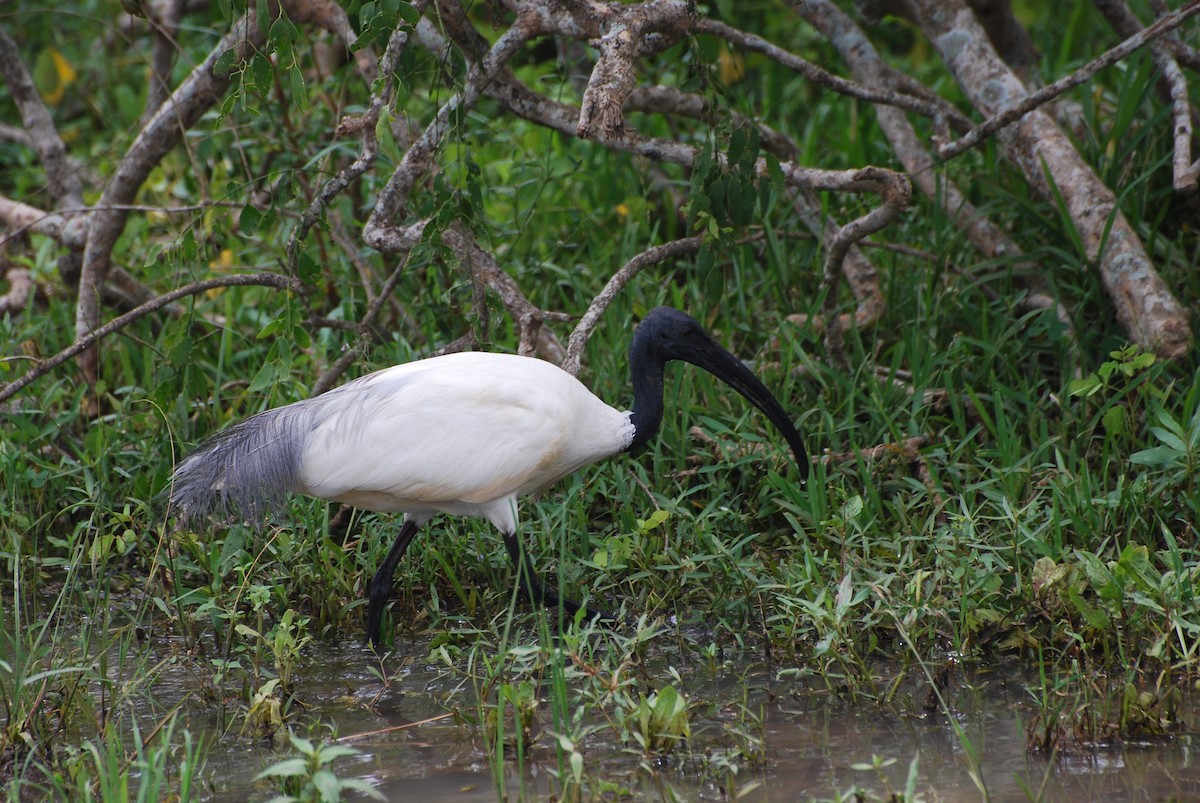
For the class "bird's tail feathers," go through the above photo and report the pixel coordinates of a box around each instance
[170,406,306,525]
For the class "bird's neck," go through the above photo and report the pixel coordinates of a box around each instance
[626,339,666,454]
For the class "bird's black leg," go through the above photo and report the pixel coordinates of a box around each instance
[501,532,616,624]
[366,518,421,647]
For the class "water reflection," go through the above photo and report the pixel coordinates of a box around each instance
[182,638,1200,801]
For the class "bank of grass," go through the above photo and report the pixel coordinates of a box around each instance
[5,290,1198,799]
[3,2,1200,800]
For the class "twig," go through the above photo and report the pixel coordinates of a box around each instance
[562,236,703,376]
[937,0,1200,160]
[1092,0,1200,71]
[778,165,911,371]
[0,31,83,208]
[1155,46,1199,191]
[140,0,184,125]
[441,224,572,360]
[0,200,238,249]
[697,18,971,131]
[364,9,536,253]
[0,272,301,404]
[74,11,267,395]
[287,3,428,271]
[334,711,456,743]
[311,252,413,396]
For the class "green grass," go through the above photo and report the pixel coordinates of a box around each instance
[3,1,1199,800]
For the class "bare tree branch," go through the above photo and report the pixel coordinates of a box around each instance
[698,18,972,132]
[937,0,1200,160]
[0,31,83,209]
[0,266,35,316]
[563,236,703,376]
[1158,44,1199,192]
[1092,0,1200,71]
[288,7,428,272]
[441,224,572,360]
[0,273,302,405]
[575,0,691,140]
[796,0,1076,345]
[141,0,185,124]
[363,9,537,253]
[75,11,268,398]
[903,0,1191,358]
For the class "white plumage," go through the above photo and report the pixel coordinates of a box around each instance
[171,307,808,645]
[295,353,634,526]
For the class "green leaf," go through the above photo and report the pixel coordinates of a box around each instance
[1102,405,1126,436]
[240,204,264,234]
[1149,425,1187,453]
[397,1,420,25]
[1129,445,1178,468]
[289,64,308,105]
[696,242,714,276]
[1067,586,1109,630]
[289,734,315,755]
[311,770,341,801]
[1066,374,1101,397]
[269,16,298,49]
[249,52,273,95]
[1130,351,1156,370]
[255,758,309,779]
[636,509,670,533]
[835,572,854,617]
[214,47,242,76]
[313,745,361,762]
[296,250,320,284]
[248,344,291,393]
[339,778,386,800]
[842,494,864,520]
[703,257,723,300]
[258,317,285,339]
[256,0,270,34]
[904,753,921,801]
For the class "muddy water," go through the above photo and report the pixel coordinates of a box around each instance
[173,638,1200,802]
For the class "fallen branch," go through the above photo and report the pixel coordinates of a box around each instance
[334,712,456,743]
[904,0,1191,358]
[936,0,1200,160]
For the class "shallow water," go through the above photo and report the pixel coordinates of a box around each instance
[153,637,1200,802]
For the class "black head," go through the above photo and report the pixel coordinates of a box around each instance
[633,307,718,361]
[629,307,809,479]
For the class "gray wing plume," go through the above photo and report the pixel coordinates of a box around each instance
[170,404,310,523]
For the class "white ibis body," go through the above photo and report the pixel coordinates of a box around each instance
[171,307,808,645]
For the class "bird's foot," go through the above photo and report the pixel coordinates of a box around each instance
[364,575,393,649]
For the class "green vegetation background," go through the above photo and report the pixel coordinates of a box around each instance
[2,0,1198,799]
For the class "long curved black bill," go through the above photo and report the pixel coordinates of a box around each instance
[686,340,809,481]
